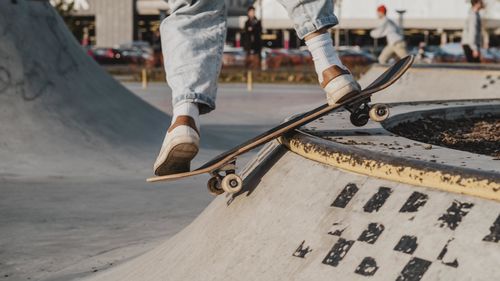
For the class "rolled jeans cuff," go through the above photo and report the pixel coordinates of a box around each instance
[173,92,216,115]
[294,16,339,39]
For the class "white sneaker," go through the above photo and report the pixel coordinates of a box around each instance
[321,65,361,105]
[153,116,200,176]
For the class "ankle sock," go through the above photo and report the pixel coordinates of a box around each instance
[172,101,200,129]
[305,33,346,84]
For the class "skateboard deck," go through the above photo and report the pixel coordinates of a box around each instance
[147,55,414,194]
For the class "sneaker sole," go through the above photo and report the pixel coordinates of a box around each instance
[331,87,361,105]
[154,143,199,176]
[324,75,361,105]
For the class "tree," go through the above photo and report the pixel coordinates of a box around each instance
[50,0,77,33]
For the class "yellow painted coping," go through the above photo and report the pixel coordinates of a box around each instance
[279,132,500,202]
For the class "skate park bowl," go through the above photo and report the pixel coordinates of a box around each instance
[84,100,500,281]
[1,1,500,281]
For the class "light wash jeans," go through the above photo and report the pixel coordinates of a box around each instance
[161,0,338,114]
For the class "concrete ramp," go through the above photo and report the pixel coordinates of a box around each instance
[361,64,500,104]
[3,2,499,281]
[84,142,500,281]
[0,1,167,179]
[83,91,500,281]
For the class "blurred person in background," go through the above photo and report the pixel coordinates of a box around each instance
[416,42,432,64]
[417,42,426,61]
[461,0,484,63]
[370,5,408,64]
[242,6,262,68]
[154,0,361,176]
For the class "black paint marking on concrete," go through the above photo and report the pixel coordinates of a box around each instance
[328,222,346,236]
[437,238,452,260]
[394,235,418,254]
[442,259,459,268]
[322,238,355,267]
[0,67,12,94]
[331,183,358,208]
[363,187,393,213]
[358,223,385,244]
[483,214,500,243]
[438,200,474,230]
[355,257,379,276]
[396,257,432,281]
[399,192,428,213]
[436,238,458,267]
[23,61,54,101]
[292,240,313,258]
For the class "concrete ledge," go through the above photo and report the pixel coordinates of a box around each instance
[279,103,500,202]
[382,103,500,127]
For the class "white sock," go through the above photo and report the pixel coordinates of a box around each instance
[305,33,346,83]
[172,101,200,129]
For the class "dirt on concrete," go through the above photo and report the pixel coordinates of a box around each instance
[390,117,500,158]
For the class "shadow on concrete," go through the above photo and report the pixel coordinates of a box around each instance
[226,146,287,206]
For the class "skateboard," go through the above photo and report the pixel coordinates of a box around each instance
[147,55,415,195]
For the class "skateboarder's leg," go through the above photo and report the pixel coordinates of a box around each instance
[154,0,227,176]
[378,45,395,64]
[276,0,360,105]
[393,41,409,60]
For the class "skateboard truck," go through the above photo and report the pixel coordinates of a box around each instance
[345,97,389,127]
[207,159,243,196]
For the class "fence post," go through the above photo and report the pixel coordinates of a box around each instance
[142,68,148,89]
[247,70,253,92]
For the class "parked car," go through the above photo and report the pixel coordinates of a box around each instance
[433,43,498,63]
[91,47,126,65]
[117,41,154,66]
[272,48,311,66]
[480,48,500,63]
[408,45,440,63]
[337,46,377,68]
[222,46,246,67]
[262,48,293,69]
[297,47,313,65]
[433,43,465,63]
[488,47,500,63]
[118,41,153,55]
[84,45,95,59]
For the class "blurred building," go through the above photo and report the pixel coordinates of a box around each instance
[66,0,499,49]
[70,0,252,47]
[251,0,500,48]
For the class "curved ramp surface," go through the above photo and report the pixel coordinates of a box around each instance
[84,144,500,281]
[361,64,500,104]
[3,2,499,281]
[0,2,199,280]
[0,2,330,280]
[0,0,167,179]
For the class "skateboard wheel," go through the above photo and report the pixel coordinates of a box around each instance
[369,104,390,122]
[207,177,224,196]
[350,111,369,127]
[221,174,243,194]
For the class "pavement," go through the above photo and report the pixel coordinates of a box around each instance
[1,1,500,281]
